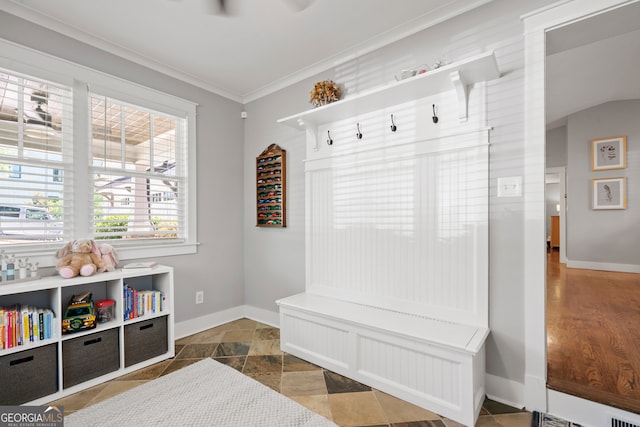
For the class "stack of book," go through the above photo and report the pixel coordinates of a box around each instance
[123,286,165,320]
[0,305,56,350]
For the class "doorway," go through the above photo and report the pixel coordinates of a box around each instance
[524,0,640,424]
[544,0,640,419]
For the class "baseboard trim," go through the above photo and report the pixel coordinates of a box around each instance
[566,260,640,273]
[243,305,280,327]
[174,306,245,339]
[524,373,548,413]
[174,305,279,339]
[485,374,525,409]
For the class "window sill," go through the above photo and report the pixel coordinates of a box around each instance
[6,241,198,269]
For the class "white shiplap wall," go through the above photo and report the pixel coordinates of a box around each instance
[304,89,490,327]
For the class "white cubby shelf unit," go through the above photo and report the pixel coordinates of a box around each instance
[277,51,499,426]
[0,265,174,405]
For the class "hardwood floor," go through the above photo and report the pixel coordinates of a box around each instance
[546,250,640,414]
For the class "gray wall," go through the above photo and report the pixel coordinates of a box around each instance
[0,11,246,324]
[244,0,555,384]
[547,126,567,168]
[545,126,566,238]
[566,100,640,265]
[2,0,564,388]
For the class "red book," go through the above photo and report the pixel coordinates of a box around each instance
[132,289,137,319]
[7,311,13,349]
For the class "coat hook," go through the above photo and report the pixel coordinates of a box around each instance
[356,123,363,139]
[432,104,439,124]
[390,114,397,132]
[326,130,333,146]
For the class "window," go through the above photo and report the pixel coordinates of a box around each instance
[90,94,185,241]
[0,70,69,242]
[0,41,197,264]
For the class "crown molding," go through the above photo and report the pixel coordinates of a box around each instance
[241,0,495,103]
[2,0,494,105]
[0,0,243,103]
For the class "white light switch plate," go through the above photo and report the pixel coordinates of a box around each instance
[497,176,523,197]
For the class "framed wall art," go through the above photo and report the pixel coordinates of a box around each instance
[591,136,626,171]
[592,177,626,210]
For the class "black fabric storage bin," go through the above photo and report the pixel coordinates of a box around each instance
[0,343,58,404]
[124,316,168,367]
[63,328,119,389]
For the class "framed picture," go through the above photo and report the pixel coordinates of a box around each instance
[591,136,626,170]
[592,177,626,210]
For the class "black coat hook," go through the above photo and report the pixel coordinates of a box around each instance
[327,130,333,146]
[356,123,363,139]
[432,104,439,124]
[390,114,397,132]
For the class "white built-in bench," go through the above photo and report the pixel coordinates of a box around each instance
[277,293,490,427]
[276,52,500,427]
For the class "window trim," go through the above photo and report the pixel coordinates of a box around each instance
[0,39,198,267]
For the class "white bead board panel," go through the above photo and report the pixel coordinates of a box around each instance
[356,332,485,427]
[278,294,487,427]
[280,308,351,371]
[305,128,489,327]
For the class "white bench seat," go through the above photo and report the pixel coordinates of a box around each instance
[277,292,490,427]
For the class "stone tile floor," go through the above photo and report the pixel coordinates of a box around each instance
[49,318,532,426]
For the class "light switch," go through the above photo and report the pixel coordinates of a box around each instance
[497,176,523,197]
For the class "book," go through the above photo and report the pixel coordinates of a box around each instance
[122,261,157,269]
[7,311,13,349]
[43,309,53,340]
[121,286,165,320]
[28,312,34,342]
[38,310,44,341]
[0,305,55,349]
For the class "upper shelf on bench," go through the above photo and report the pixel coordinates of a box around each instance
[277,50,500,129]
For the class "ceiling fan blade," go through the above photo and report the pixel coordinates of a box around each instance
[207,0,231,16]
[191,0,226,15]
[169,0,312,16]
[282,0,315,12]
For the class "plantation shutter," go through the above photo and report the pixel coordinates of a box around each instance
[89,93,186,241]
[0,69,71,243]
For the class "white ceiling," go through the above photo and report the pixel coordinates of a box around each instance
[545,1,640,129]
[1,0,494,103]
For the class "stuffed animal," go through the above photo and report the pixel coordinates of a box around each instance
[55,239,104,279]
[97,242,119,272]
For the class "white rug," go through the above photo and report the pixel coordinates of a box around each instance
[65,358,338,427]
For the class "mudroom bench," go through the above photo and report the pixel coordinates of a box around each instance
[275,51,499,427]
[277,293,490,427]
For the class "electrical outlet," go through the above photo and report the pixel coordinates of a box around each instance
[195,291,204,304]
